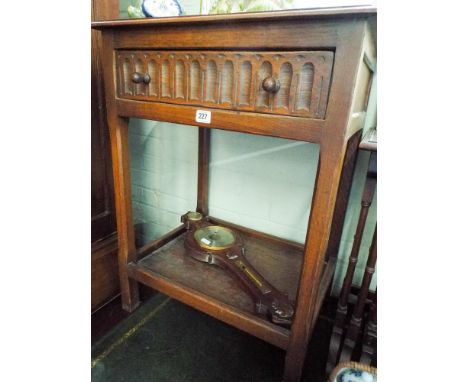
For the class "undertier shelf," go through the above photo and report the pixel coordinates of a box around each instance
[127,226,334,349]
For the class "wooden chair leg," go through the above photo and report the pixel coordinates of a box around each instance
[326,152,376,372]
[340,227,377,362]
[360,289,377,364]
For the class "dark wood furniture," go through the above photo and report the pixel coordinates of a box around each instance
[327,128,377,371]
[360,288,377,364]
[92,6,376,381]
[340,227,377,363]
[91,0,120,312]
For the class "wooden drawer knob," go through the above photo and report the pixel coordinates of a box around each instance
[131,72,151,84]
[262,76,280,93]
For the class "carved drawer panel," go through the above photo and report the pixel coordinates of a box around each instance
[116,50,334,119]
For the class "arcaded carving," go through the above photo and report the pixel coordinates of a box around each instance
[116,50,334,119]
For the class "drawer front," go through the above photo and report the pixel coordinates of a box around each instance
[116,50,334,119]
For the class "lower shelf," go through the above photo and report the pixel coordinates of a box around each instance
[127,222,334,350]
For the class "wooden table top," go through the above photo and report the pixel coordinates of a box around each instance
[92,5,377,29]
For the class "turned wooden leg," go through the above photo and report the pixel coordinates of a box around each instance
[340,227,377,362]
[108,115,140,312]
[327,151,376,372]
[360,289,377,364]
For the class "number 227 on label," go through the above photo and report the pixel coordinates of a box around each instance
[195,110,211,124]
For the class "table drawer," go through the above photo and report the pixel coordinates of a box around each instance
[116,50,334,119]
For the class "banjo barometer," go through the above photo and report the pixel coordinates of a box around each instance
[181,211,295,325]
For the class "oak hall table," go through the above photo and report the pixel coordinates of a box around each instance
[92,6,376,381]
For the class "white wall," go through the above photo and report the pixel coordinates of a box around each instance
[129,122,199,243]
[129,123,319,245]
[208,132,319,243]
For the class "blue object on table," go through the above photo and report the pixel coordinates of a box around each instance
[142,0,183,17]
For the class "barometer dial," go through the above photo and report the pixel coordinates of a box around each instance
[194,226,236,251]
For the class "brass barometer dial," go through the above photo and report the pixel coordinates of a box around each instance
[194,226,236,250]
